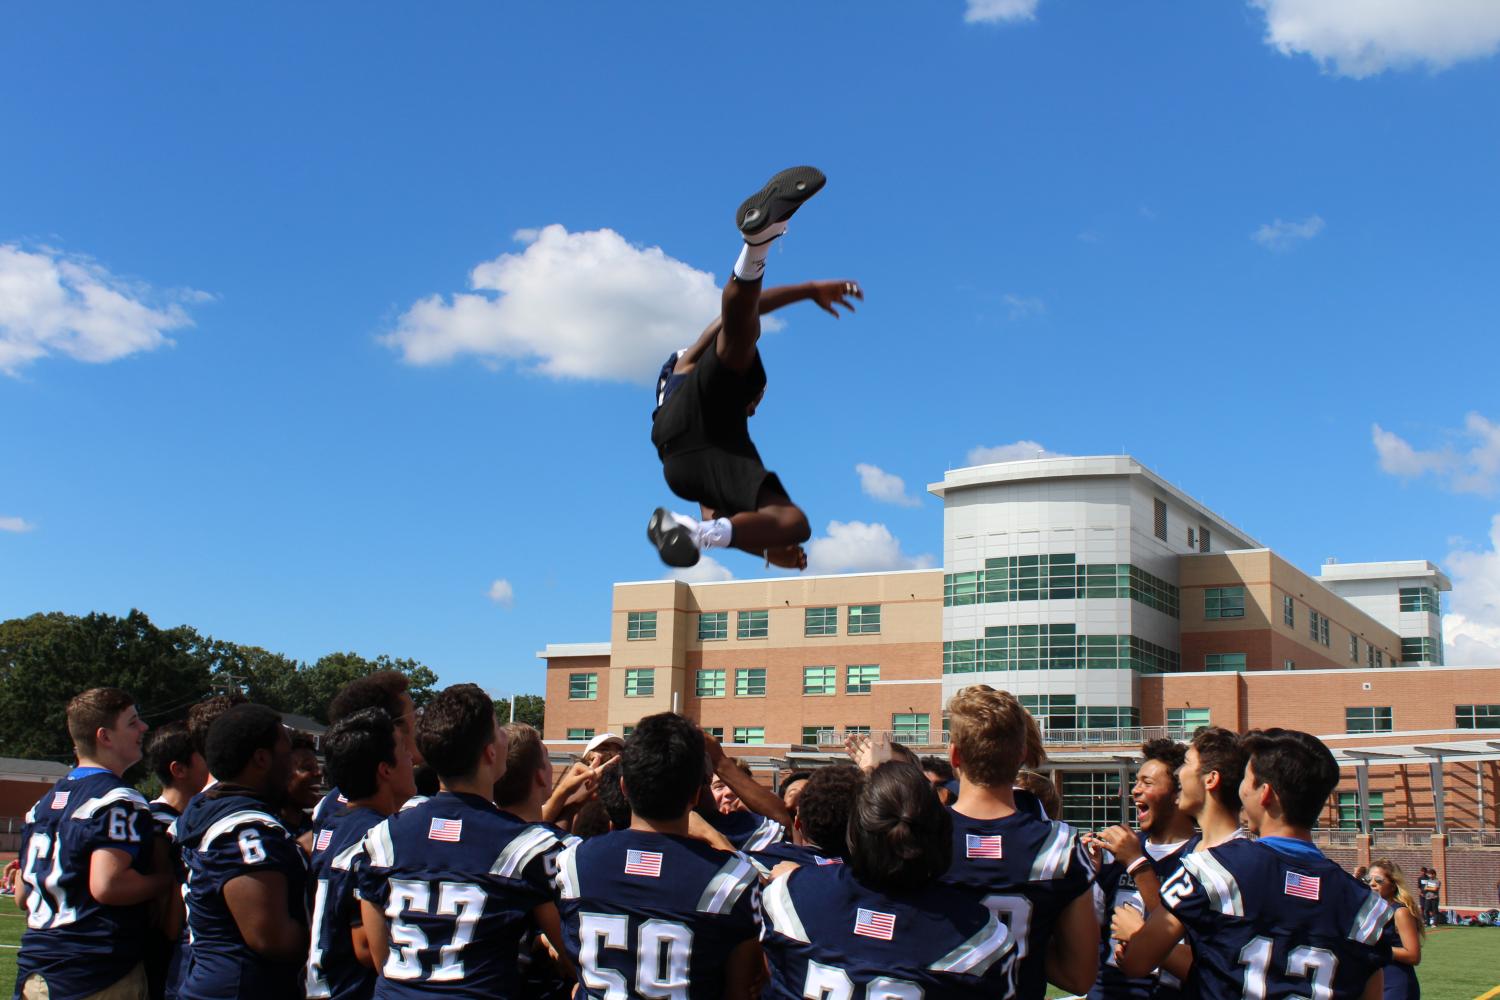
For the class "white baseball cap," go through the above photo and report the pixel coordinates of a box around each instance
[585,732,624,754]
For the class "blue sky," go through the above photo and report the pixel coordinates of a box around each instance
[4,1,1500,695]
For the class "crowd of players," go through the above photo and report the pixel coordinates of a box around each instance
[10,676,1424,1000]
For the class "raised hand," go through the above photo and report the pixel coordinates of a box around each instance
[810,280,862,318]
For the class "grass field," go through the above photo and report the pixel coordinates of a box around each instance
[0,907,1495,997]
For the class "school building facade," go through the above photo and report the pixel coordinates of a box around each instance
[539,456,1500,903]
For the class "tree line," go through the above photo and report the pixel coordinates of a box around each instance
[0,609,542,760]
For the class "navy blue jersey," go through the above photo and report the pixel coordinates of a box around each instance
[1160,838,1393,1000]
[175,788,310,999]
[313,788,351,827]
[556,830,761,1000]
[146,798,188,1000]
[305,805,387,1000]
[355,792,561,998]
[941,809,1095,1000]
[517,831,582,1000]
[707,808,785,852]
[748,840,843,876]
[1088,833,1198,1000]
[15,769,154,999]
[762,860,1018,998]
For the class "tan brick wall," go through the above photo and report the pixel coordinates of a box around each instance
[1179,550,1400,671]
[542,654,612,740]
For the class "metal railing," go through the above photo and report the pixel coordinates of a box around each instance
[1041,726,1191,747]
[812,730,947,750]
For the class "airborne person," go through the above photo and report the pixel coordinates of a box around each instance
[647,165,862,570]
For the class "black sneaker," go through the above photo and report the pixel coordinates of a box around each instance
[737,166,826,239]
[647,507,700,568]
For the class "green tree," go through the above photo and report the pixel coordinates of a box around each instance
[0,610,214,759]
[493,694,545,731]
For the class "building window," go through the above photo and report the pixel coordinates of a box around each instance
[1284,659,1296,670]
[698,612,728,641]
[737,610,769,640]
[1349,634,1359,663]
[566,728,595,740]
[626,612,657,640]
[1338,791,1385,830]
[1399,587,1439,613]
[702,726,724,739]
[625,668,655,697]
[801,726,834,746]
[1205,587,1245,620]
[622,726,635,737]
[1062,771,1124,828]
[1308,610,1329,646]
[1374,649,1383,668]
[1079,706,1141,729]
[1187,527,1197,549]
[1345,707,1393,734]
[1199,526,1211,553]
[845,725,871,737]
[943,557,1179,618]
[1206,653,1247,672]
[733,726,765,745]
[804,606,837,637]
[1402,637,1440,664]
[735,668,766,697]
[1020,694,1078,732]
[1456,705,1500,728]
[1167,707,1211,735]
[846,664,880,694]
[1283,595,1295,628]
[695,669,725,698]
[1153,499,1167,541]
[802,666,836,696]
[943,626,1181,676]
[892,713,931,745]
[568,673,598,700]
[847,605,882,635]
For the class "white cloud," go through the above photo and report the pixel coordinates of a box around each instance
[486,579,515,608]
[1443,514,1500,665]
[965,0,1040,24]
[666,554,735,584]
[1251,215,1325,251]
[383,225,766,383]
[0,244,199,376]
[856,463,922,508]
[1003,294,1046,321]
[1249,0,1500,78]
[1372,414,1500,496]
[805,521,935,575]
[0,516,35,533]
[966,440,1066,466]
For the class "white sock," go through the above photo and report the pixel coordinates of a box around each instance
[668,511,732,549]
[732,222,788,282]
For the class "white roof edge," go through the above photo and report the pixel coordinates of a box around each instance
[614,567,943,589]
[926,454,1264,550]
[1315,560,1453,591]
[536,642,612,660]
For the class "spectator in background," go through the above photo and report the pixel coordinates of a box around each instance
[1016,769,1061,820]
[1369,859,1423,1000]
[1418,867,1441,926]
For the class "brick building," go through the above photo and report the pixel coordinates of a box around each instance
[540,456,1500,903]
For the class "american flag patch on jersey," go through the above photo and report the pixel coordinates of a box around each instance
[854,907,896,941]
[966,834,1003,859]
[624,850,663,877]
[51,791,70,810]
[428,818,463,842]
[814,855,843,866]
[314,829,333,852]
[1284,872,1321,901]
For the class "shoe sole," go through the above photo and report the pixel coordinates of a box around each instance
[737,166,826,237]
[647,508,700,568]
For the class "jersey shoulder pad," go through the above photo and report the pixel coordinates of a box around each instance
[197,807,287,851]
[1173,848,1247,917]
[695,850,759,915]
[761,869,809,943]
[1028,819,1079,880]
[70,784,149,820]
[490,823,564,878]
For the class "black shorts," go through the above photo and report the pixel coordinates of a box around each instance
[651,347,789,515]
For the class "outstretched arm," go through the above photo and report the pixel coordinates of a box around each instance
[679,280,862,366]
